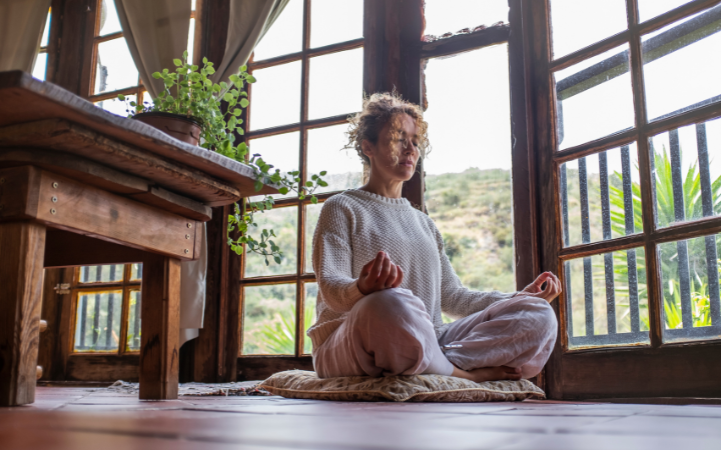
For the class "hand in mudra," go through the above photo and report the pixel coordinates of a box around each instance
[357,251,404,295]
[517,271,562,303]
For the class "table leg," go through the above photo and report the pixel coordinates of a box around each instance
[139,254,181,400]
[0,221,46,406]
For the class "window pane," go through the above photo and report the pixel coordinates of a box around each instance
[242,284,296,355]
[659,234,721,343]
[310,0,363,48]
[304,202,323,273]
[638,0,695,22]
[98,0,122,36]
[423,0,508,38]
[642,8,721,121]
[550,0,627,59]
[561,144,643,248]
[40,9,51,47]
[187,17,195,64]
[249,61,301,130]
[244,206,298,278]
[32,53,47,81]
[651,118,721,228]
[73,290,123,352]
[126,290,141,351]
[565,248,650,349]
[254,0,302,61]
[308,48,363,120]
[303,282,318,354]
[248,131,300,202]
[94,38,138,95]
[424,44,515,293]
[130,263,142,281]
[79,265,124,283]
[95,95,135,117]
[555,45,635,150]
[307,124,362,194]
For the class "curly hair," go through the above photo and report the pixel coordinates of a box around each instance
[345,92,430,167]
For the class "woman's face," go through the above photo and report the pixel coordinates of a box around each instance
[362,113,420,183]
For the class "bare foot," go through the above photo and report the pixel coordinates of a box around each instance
[451,365,522,383]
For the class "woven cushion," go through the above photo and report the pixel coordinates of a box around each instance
[260,370,545,402]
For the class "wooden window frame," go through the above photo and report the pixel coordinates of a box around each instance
[525,0,721,399]
[68,265,142,355]
[238,0,364,360]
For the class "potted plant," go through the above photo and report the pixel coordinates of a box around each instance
[120,51,329,265]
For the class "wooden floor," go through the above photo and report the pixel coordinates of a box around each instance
[2,386,721,449]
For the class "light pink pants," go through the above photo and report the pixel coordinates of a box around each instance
[313,288,557,379]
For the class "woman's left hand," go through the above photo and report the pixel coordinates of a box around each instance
[516,272,562,303]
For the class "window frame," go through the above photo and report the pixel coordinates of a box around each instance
[527,0,721,399]
[238,0,365,358]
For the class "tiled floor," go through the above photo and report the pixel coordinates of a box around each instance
[2,386,721,449]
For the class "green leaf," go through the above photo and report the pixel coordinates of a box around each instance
[223,92,233,102]
[118,94,125,101]
[254,180,263,192]
[239,98,249,108]
[233,108,242,116]
[173,58,182,67]
[320,171,327,176]
[247,75,257,83]
[152,72,162,79]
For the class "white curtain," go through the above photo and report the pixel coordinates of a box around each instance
[212,0,289,83]
[0,0,51,72]
[114,0,192,98]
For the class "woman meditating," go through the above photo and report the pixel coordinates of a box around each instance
[307,92,561,383]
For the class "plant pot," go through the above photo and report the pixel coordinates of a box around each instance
[133,112,202,146]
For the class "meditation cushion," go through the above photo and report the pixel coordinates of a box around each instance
[260,370,545,402]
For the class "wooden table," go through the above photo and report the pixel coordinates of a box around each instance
[0,71,272,406]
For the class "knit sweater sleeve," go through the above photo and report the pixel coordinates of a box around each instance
[312,198,365,313]
[432,222,517,319]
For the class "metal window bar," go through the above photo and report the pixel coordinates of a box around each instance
[578,157,595,336]
[560,163,573,338]
[132,292,141,350]
[696,123,721,326]
[105,265,116,350]
[599,152,617,334]
[92,268,101,348]
[621,145,641,333]
[669,129,694,329]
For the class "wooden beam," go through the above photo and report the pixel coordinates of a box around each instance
[237,356,313,381]
[139,254,181,399]
[0,166,200,261]
[0,221,46,406]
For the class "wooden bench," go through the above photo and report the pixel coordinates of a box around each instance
[0,71,269,406]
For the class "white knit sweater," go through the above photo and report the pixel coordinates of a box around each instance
[307,189,516,349]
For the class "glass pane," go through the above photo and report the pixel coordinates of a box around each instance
[424,44,515,293]
[659,234,721,343]
[244,206,298,278]
[249,61,301,130]
[565,248,650,349]
[242,284,296,355]
[98,0,122,36]
[310,0,363,48]
[130,263,142,281]
[303,282,318,354]
[126,290,141,351]
[550,0,627,59]
[308,48,363,120]
[94,38,139,95]
[32,53,47,81]
[73,290,123,352]
[95,94,135,117]
[187,17,195,64]
[79,265,124,283]
[248,131,300,202]
[642,8,721,121]
[307,124,363,194]
[561,144,643,248]
[651,118,721,228]
[254,0,302,61]
[423,0,509,38]
[555,44,635,150]
[40,9,51,47]
[638,0,695,22]
[304,202,323,273]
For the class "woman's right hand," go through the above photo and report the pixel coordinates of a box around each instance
[357,251,404,295]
